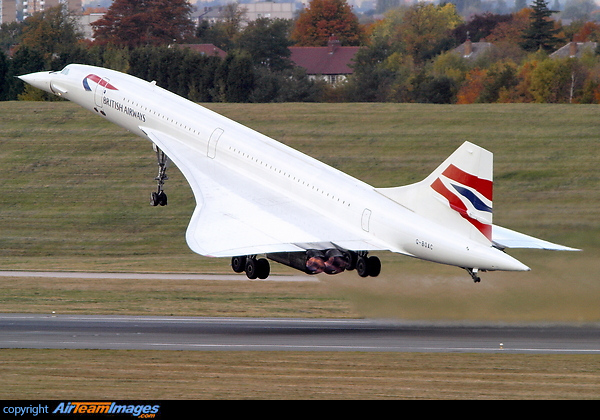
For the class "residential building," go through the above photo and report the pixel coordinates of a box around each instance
[78,7,106,39]
[22,0,82,18]
[243,1,296,21]
[192,1,298,27]
[1,0,17,23]
[289,36,360,84]
[453,39,493,60]
[551,41,598,59]
[176,43,227,59]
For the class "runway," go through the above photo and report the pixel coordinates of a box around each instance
[1,313,599,354]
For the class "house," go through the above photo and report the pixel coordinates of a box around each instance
[78,7,108,39]
[243,2,297,22]
[289,37,360,84]
[550,41,598,59]
[453,39,493,60]
[176,44,227,59]
[192,2,298,27]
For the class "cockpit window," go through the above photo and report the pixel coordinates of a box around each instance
[61,66,70,75]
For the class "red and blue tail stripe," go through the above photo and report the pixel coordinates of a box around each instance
[431,164,493,241]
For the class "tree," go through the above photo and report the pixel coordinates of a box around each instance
[394,3,462,64]
[520,0,561,52]
[529,57,578,102]
[20,5,83,66]
[572,21,600,42]
[291,0,364,46]
[0,50,9,100]
[93,0,194,48]
[485,8,531,44]
[456,68,487,103]
[451,13,512,44]
[7,46,46,100]
[236,18,293,71]
[221,3,248,40]
[344,38,395,101]
[478,61,519,102]
[0,21,23,54]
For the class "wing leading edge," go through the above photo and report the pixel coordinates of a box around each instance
[141,127,388,257]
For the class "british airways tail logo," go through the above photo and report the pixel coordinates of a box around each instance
[83,74,118,91]
[431,164,493,241]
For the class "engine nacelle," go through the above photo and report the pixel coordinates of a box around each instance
[267,249,354,275]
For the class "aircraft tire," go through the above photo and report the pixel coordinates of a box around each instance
[356,255,381,277]
[150,192,159,206]
[256,258,270,279]
[158,191,167,206]
[245,258,258,279]
[356,257,369,277]
[231,256,246,273]
[368,256,381,277]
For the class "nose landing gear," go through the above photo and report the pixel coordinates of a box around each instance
[150,144,169,206]
[465,268,481,283]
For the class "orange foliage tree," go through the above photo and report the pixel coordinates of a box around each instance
[456,68,487,104]
[291,0,364,46]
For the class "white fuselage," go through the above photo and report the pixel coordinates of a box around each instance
[19,64,529,272]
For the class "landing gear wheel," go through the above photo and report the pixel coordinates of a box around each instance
[367,256,381,277]
[356,256,369,278]
[256,258,270,279]
[231,256,246,273]
[244,257,270,279]
[245,258,258,279]
[150,191,167,206]
[356,255,381,278]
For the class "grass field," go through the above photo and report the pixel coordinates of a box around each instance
[1,101,599,399]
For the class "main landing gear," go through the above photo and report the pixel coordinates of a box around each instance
[231,250,381,280]
[355,254,381,278]
[150,144,168,207]
[231,256,270,280]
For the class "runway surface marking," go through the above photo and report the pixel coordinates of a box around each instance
[1,314,599,354]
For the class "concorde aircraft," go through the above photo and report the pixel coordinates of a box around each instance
[18,64,578,282]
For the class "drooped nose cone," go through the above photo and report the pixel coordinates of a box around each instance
[18,71,54,93]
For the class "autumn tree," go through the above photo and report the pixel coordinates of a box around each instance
[291,0,364,46]
[572,21,600,42]
[485,8,531,44]
[0,21,23,54]
[20,5,83,65]
[93,0,194,48]
[451,13,513,43]
[529,57,580,102]
[456,68,487,103]
[396,3,462,64]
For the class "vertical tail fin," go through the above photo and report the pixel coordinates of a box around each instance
[376,141,494,245]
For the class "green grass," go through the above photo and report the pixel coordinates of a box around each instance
[2,350,599,399]
[1,101,597,322]
[1,101,599,399]
[2,101,597,268]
